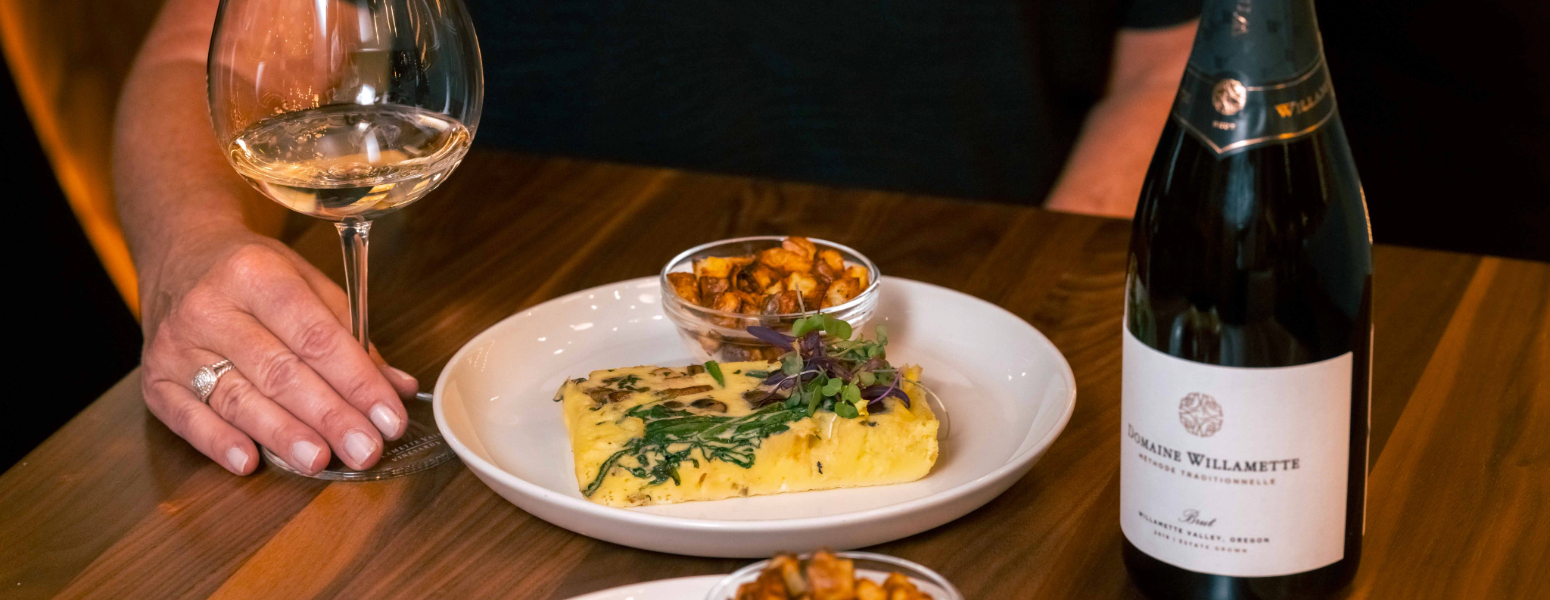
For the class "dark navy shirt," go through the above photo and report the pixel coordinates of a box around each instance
[465,1,1199,202]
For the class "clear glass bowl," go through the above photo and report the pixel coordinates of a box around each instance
[661,236,881,362]
[703,551,963,600]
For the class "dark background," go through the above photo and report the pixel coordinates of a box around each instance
[4,0,1546,470]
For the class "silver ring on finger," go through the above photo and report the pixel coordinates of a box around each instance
[192,359,235,404]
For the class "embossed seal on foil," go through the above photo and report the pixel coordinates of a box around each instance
[1179,392,1224,437]
[1212,79,1247,116]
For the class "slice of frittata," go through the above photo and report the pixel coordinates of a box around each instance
[559,361,938,507]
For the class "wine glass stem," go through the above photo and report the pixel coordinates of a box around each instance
[336,218,372,351]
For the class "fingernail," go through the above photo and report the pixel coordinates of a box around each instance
[226,447,250,473]
[292,440,322,470]
[345,430,378,465]
[385,365,418,388]
[370,403,402,437]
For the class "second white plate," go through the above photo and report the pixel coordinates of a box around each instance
[562,575,721,600]
[434,276,1076,557]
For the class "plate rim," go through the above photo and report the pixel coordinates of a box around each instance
[560,574,723,600]
[433,275,1077,533]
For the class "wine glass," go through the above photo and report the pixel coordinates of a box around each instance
[208,0,482,479]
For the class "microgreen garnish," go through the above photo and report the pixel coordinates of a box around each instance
[705,360,725,387]
[746,319,907,418]
[781,353,802,375]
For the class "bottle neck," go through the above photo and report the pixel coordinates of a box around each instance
[1173,0,1335,156]
[1188,0,1325,85]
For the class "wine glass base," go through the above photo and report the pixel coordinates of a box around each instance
[261,394,456,481]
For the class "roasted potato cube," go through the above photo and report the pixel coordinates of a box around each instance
[696,256,734,279]
[882,572,931,599]
[806,550,856,600]
[759,247,814,274]
[701,276,730,299]
[666,272,701,305]
[748,263,783,290]
[857,579,887,600]
[815,249,846,279]
[764,280,787,296]
[787,272,823,306]
[844,265,870,291]
[770,553,807,596]
[733,264,767,295]
[736,569,789,600]
[734,275,761,295]
[710,291,742,314]
[735,290,764,314]
[821,276,862,308]
[782,236,818,260]
[763,290,801,315]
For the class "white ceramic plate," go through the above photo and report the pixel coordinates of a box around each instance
[561,575,721,600]
[434,276,1076,557]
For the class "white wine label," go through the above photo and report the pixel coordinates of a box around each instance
[1121,329,1350,577]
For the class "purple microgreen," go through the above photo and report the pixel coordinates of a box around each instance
[746,326,795,351]
[800,330,823,358]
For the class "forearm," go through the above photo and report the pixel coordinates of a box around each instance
[1044,21,1197,218]
[1043,86,1179,218]
[113,0,287,295]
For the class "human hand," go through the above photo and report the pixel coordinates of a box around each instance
[137,228,418,475]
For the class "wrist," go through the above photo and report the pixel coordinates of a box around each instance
[135,220,270,317]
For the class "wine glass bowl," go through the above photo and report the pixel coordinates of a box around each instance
[209,0,482,221]
[207,0,482,479]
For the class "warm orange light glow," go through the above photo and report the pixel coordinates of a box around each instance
[0,0,147,317]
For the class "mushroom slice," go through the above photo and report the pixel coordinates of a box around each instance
[658,385,714,398]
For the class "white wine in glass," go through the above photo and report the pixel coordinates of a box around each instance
[209,0,483,480]
[229,104,471,220]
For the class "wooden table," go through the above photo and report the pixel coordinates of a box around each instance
[4,152,1547,599]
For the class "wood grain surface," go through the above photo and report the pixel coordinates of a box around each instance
[2,151,1546,599]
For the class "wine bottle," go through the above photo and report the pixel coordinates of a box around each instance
[1120,1,1372,598]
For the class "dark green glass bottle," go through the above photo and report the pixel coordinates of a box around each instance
[1120,1,1371,598]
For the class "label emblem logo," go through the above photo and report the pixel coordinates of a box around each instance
[1179,392,1224,437]
[1212,79,1247,116]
